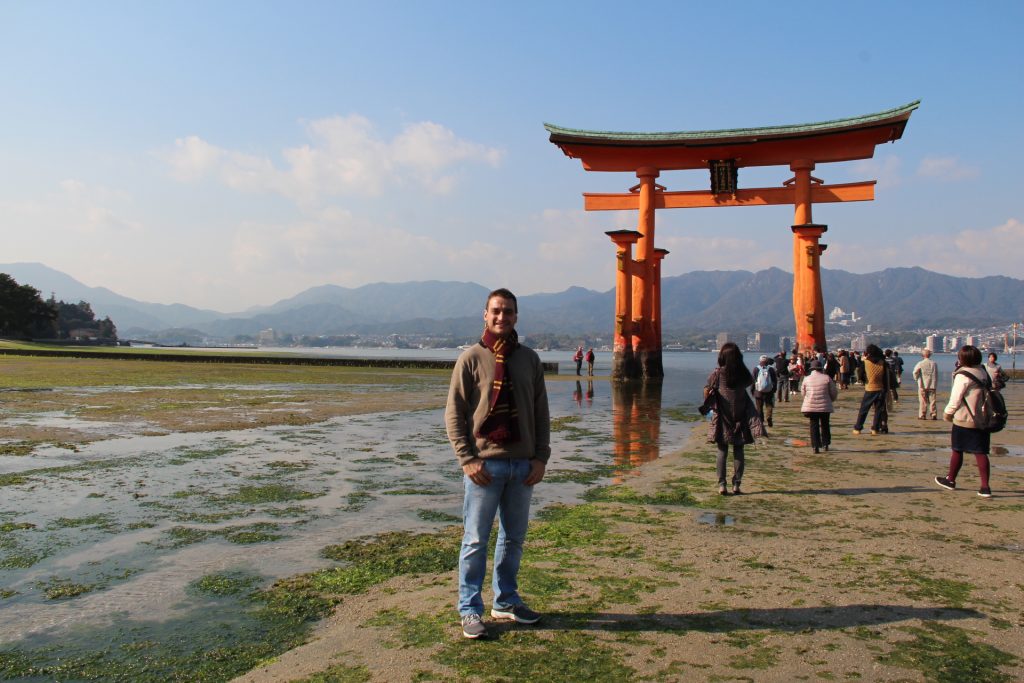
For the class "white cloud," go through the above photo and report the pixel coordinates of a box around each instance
[944,218,1024,275]
[658,234,778,274]
[165,136,224,181]
[162,115,504,202]
[2,179,141,238]
[916,156,979,181]
[827,218,1024,279]
[851,155,902,188]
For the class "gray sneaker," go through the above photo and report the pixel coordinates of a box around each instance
[461,613,487,639]
[490,604,541,624]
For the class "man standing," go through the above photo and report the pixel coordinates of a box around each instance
[774,351,790,402]
[445,288,550,639]
[752,354,777,427]
[913,349,939,420]
[884,349,900,403]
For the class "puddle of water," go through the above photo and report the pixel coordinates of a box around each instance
[697,512,735,526]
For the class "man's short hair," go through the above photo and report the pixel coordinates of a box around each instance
[922,349,932,357]
[486,288,518,312]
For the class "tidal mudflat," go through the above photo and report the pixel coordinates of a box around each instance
[0,355,696,680]
[241,384,1024,683]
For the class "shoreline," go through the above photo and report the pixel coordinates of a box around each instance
[237,382,1024,682]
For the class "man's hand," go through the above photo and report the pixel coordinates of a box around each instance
[943,413,954,422]
[462,458,492,486]
[524,459,546,486]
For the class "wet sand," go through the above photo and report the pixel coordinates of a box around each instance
[238,382,1024,682]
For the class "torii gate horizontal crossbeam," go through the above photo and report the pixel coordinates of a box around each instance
[583,181,875,211]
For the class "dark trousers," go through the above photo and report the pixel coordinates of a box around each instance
[806,412,831,450]
[716,443,745,486]
[854,390,888,432]
[776,377,790,402]
[754,395,774,426]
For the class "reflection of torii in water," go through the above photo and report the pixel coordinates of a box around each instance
[546,102,919,381]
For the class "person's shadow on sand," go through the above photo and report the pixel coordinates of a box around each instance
[485,604,983,637]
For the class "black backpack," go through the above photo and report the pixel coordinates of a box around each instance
[955,370,1008,433]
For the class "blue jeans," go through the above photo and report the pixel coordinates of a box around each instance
[458,458,534,616]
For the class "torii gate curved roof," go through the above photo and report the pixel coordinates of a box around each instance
[545,101,920,172]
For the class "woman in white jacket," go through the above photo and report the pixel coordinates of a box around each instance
[801,359,838,454]
[934,345,993,498]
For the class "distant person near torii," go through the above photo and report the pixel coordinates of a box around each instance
[912,349,939,420]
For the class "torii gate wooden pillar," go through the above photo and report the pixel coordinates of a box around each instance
[546,101,919,381]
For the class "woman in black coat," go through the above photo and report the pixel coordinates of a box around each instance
[705,342,757,495]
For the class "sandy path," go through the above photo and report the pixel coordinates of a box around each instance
[237,382,1024,682]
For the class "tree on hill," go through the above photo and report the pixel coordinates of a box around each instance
[0,273,57,339]
[0,273,117,341]
[49,298,118,340]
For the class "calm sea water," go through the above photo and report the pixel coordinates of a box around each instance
[250,347,975,394]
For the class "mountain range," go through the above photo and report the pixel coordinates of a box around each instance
[2,262,1022,341]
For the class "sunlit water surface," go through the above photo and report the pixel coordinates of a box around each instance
[0,352,722,649]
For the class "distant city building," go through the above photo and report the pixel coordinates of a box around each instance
[716,332,747,350]
[965,335,977,347]
[257,328,277,344]
[945,336,961,352]
[851,334,868,352]
[781,337,792,354]
[926,334,939,353]
[753,332,780,353]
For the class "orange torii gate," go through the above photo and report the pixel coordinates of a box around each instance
[546,101,919,381]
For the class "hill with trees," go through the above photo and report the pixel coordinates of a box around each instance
[0,273,117,341]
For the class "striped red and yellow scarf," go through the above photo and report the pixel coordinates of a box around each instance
[476,328,520,444]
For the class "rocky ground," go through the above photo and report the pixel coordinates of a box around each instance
[237,382,1024,683]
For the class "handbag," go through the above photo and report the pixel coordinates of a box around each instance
[699,369,720,416]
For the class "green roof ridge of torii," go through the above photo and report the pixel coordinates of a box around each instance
[544,100,920,143]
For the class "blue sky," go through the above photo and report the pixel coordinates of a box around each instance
[2,1,1022,311]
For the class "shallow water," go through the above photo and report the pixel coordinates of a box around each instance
[0,373,699,648]
[697,512,735,526]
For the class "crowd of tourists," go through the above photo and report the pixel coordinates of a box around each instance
[703,343,1009,500]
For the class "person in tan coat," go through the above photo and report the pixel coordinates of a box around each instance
[852,344,890,435]
[912,349,939,420]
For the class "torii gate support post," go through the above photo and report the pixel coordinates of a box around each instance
[606,230,642,380]
[790,159,828,353]
[653,248,670,353]
[632,167,664,381]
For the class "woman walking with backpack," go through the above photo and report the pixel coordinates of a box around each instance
[935,345,994,498]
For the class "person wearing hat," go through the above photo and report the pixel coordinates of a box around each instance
[801,358,838,453]
[752,354,778,428]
